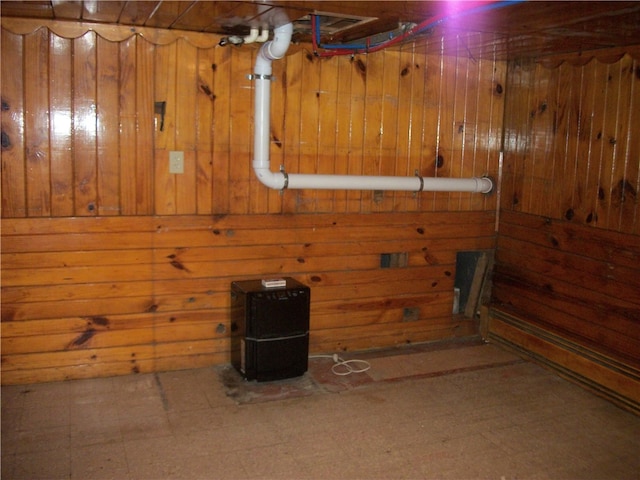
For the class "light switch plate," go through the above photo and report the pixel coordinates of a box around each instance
[169,151,184,174]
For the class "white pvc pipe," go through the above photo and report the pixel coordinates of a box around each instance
[244,28,259,44]
[289,174,491,192]
[256,27,270,43]
[251,23,493,194]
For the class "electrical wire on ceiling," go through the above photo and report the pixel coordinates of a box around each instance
[311,0,523,57]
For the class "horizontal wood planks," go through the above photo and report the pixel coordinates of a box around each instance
[1,211,496,384]
[490,210,640,407]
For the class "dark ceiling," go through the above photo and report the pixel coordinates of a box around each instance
[1,1,640,60]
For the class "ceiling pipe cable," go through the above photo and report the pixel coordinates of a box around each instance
[250,22,493,194]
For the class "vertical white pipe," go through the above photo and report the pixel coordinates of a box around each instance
[252,23,291,190]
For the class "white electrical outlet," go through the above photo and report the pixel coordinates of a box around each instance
[169,151,184,174]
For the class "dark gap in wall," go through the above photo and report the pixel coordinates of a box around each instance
[454,251,487,315]
[380,252,408,268]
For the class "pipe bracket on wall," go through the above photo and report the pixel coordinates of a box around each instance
[247,74,274,81]
[280,165,289,190]
[415,170,425,192]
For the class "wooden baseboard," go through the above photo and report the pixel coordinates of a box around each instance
[488,310,640,415]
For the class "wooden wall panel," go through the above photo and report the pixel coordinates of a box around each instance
[492,52,640,412]
[1,212,495,384]
[1,25,503,217]
[1,23,502,384]
[24,27,51,217]
[49,33,74,216]
[501,53,640,233]
[493,211,640,364]
[73,31,98,216]
[1,28,26,217]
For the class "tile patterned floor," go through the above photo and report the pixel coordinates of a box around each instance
[2,342,639,479]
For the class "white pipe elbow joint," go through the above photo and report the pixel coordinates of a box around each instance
[263,23,293,60]
[244,28,259,44]
[257,27,270,43]
[253,166,287,190]
[477,176,494,194]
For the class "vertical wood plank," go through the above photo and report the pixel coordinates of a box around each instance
[119,36,137,215]
[526,65,553,217]
[520,64,539,216]
[580,61,608,227]
[228,47,252,214]
[602,58,631,231]
[421,42,444,212]
[346,55,366,213]
[565,62,596,222]
[1,29,26,218]
[154,41,177,215]
[409,45,428,213]
[460,54,480,212]
[73,31,98,216]
[24,28,51,217]
[595,61,619,229]
[282,50,303,214]
[317,56,339,213]
[539,67,559,218]
[378,49,400,212]
[473,54,496,211]
[362,52,384,212]
[517,62,536,216]
[211,45,231,214]
[175,39,198,214]
[485,52,506,213]
[49,34,74,216]
[436,39,456,211]
[297,52,321,213]
[96,36,121,215]
[395,46,416,212]
[136,37,155,215]
[552,62,579,222]
[332,55,353,213]
[195,46,215,214]
[501,60,533,214]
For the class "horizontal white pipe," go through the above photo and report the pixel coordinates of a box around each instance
[289,174,492,192]
[251,22,493,195]
[252,168,492,192]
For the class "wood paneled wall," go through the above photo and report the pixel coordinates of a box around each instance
[1,22,502,384]
[1,211,495,384]
[1,21,504,216]
[500,53,640,234]
[491,52,640,412]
